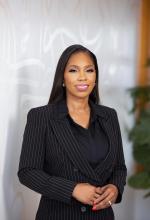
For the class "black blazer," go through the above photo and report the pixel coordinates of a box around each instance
[18,100,127,220]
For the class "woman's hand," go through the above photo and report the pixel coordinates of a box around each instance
[72,183,99,205]
[92,184,118,211]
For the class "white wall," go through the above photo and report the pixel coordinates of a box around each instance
[1,0,149,220]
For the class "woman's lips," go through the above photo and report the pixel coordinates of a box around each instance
[75,84,89,91]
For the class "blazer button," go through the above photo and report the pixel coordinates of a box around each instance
[81,206,86,212]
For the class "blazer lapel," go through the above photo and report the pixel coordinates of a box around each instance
[94,117,114,175]
[50,118,100,182]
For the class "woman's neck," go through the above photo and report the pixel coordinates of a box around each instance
[66,97,90,113]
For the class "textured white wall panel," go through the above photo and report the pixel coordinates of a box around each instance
[1,1,149,220]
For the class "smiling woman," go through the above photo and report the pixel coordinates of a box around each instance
[64,52,96,94]
[17,44,127,220]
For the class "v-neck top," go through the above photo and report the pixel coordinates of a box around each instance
[66,101,109,169]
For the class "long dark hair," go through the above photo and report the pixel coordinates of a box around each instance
[48,44,100,104]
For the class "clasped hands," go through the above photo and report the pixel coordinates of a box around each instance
[72,183,118,211]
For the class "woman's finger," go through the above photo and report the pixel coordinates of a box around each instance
[93,190,109,205]
[92,196,113,211]
[93,193,100,199]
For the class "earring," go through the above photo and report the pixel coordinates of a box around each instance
[62,82,65,87]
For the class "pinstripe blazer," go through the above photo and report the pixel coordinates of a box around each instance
[18,99,127,220]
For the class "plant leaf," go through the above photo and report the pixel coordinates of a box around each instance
[128,172,150,189]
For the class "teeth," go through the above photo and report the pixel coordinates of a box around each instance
[77,85,88,88]
[76,85,88,91]
[77,85,88,87]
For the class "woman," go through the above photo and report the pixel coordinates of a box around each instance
[18,44,127,220]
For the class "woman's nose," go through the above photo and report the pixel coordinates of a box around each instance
[78,70,87,80]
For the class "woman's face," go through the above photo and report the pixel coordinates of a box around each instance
[64,52,96,100]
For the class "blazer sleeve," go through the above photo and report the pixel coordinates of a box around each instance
[107,109,127,203]
[17,108,77,204]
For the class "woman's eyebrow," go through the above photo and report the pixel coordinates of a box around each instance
[67,64,94,68]
[85,65,95,68]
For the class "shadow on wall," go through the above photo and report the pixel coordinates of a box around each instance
[2,68,40,220]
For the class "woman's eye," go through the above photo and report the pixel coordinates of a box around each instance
[69,69,77,72]
[86,69,94,72]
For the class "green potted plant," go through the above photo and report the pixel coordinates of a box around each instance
[128,59,150,198]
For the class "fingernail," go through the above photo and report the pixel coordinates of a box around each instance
[92,206,96,211]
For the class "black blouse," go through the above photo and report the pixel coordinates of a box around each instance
[67,102,109,169]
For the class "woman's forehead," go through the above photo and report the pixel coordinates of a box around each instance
[66,52,94,66]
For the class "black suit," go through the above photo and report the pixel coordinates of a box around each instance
[18,100,127,220]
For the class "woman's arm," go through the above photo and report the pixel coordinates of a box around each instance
[107,109,127,203]
[18,108,77,204]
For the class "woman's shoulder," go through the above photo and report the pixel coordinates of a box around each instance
[26,103,55,120]
[28,103,54,112]
[95,103,117,115]
[92,103,119,121]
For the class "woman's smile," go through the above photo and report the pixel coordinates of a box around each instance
[75,84,89,92]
